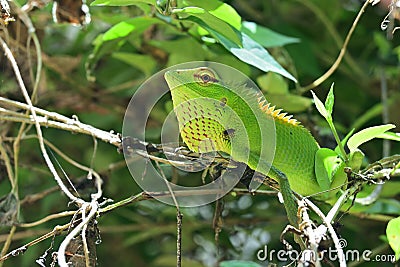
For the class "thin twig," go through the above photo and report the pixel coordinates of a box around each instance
[176,211,183,267]
[17,211,77,228]
[0,97,81,123]
[89,137,103,202]
[0,224,70,262]
[299,0,371,93]
[44,137,103,202]
[41,138,95,173]
[0,226,16,262]
[295,0,365,79]
[13,0,43,102]
[0,114,120,146]
[0,107,30,118]
[20,186,59,205]
[348,212,395,221]
[57,202,98,267]
[98,188,278,216]
[0,36,84,206]
[1,5,43,262]
[81,206,91,267]
[302,198,346,267]
[154,161,182,267]
[0,136,15,190]
[380,68,390,157]
[325,188,351,224]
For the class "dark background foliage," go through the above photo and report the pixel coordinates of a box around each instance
[0,0,399,266]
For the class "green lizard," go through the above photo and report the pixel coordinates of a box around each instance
[164,66,346,226]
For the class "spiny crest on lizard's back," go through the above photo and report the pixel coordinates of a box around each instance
[257,96,300,126]
[223,80,300,127]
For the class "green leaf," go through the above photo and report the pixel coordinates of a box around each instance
[225,32,296,82]
[352,198,400,214]
[86,17,158,81]
[257,73,312,112]
[149,37,207,66]
[348,149,365,172]
[112,52,156,76]
[257,72,288,94]
[311,91,329,119]
[220,260,261,267]
[376,132,400,142]
[185,0,241,29]
[324,83,334,116]
[103,17,159,41]
[312,87,348,160]
[173,8,297,81]
[242,21,300,47]
[347,124,396,152]
[91,0,154,6]
[194,18,296,81]
[382,181,400,198]
[315,148,343,191]
[312,87,347,159]
[387,216,400,260]
[173,7,242,45]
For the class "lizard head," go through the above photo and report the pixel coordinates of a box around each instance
[164,67,240,154]
[165,67,223,103]
[165,67,220,87]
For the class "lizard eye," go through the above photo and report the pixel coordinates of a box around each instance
[194,68,218,86]
[201,74,211,83]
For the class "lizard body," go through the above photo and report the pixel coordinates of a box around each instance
[164,66,334,225]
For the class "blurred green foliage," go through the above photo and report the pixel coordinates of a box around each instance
[0,0,400,266]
